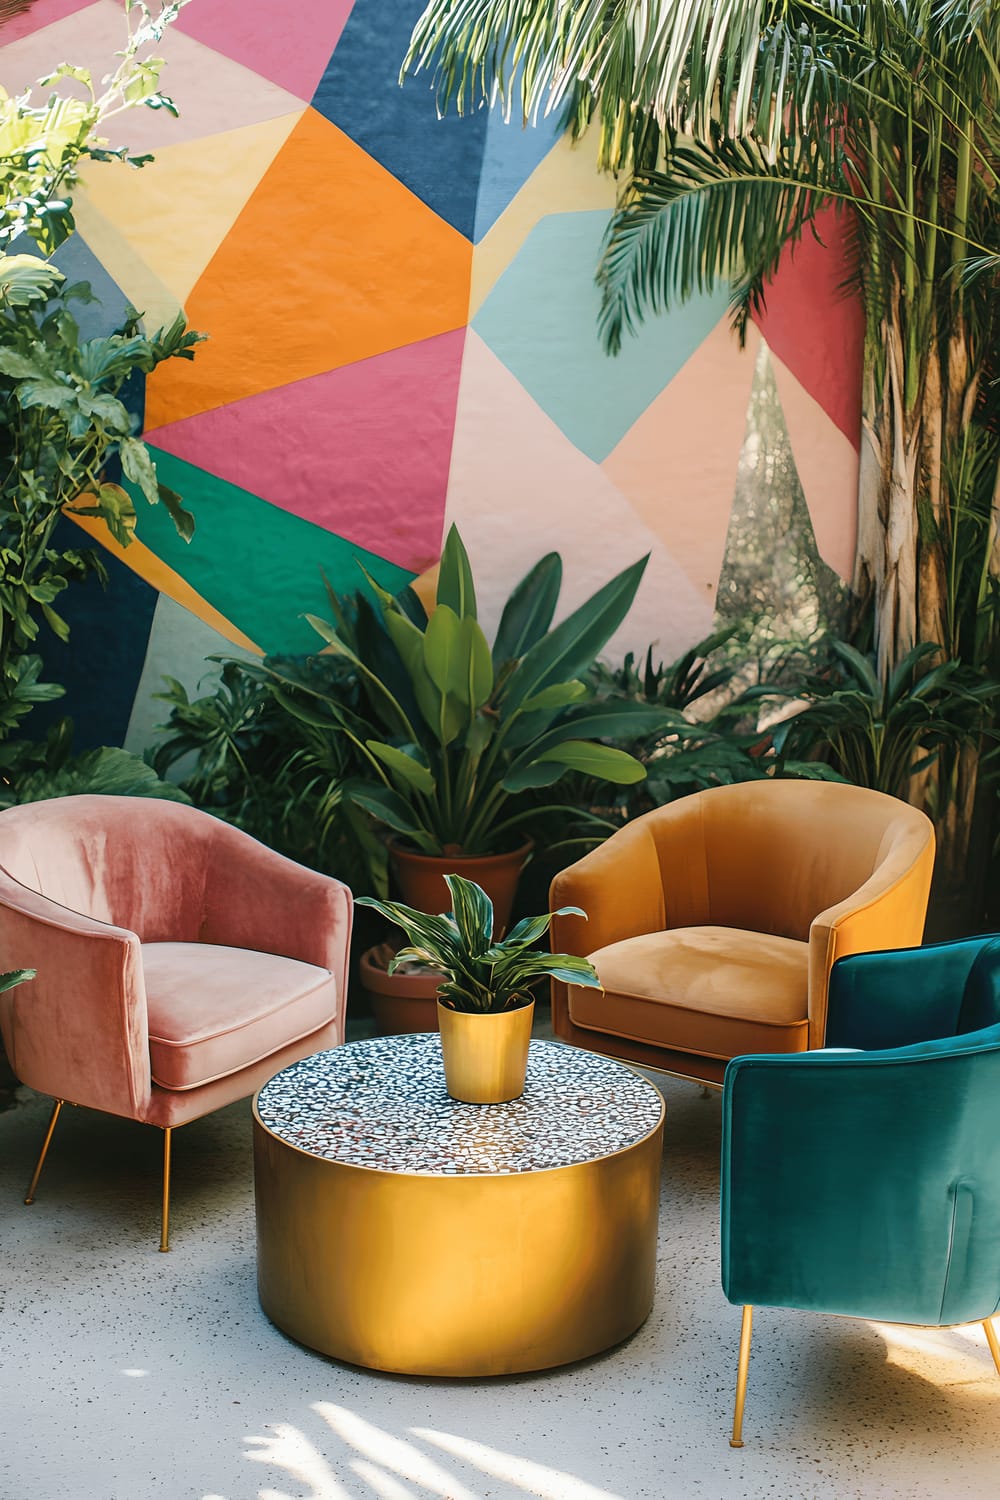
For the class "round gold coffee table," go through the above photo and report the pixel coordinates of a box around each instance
[253,1034,664,1376]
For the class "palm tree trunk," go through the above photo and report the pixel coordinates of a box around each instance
[857,293,923,681]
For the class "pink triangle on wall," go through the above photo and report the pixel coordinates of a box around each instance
[143,330,466,574]
[176,0,356,102]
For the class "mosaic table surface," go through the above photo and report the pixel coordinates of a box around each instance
[255,1034,664,1176]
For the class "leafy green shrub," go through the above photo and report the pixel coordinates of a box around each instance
[760,641,1000,800]
[264,527,667,857]
[0,718,189,808]
[152,658,385,893]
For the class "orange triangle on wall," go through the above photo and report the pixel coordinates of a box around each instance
[145,108,473,428]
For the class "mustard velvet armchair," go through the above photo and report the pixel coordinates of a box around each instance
[549,780,935,1086]
[0,795,353,1250]
[722,936,1000,1446]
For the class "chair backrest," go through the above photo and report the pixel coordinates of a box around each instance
[722,1025,1000,1327]
[0,794,217,941]
[688,780,932,941]
[958,937,1000,1033]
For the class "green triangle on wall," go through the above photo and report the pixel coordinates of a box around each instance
[130,448,414,656]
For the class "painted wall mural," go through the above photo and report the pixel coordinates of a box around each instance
[0,0,864,752]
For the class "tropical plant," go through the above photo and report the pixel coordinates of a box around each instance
[757,640,1000,802]
[0,290,202,734]
[0,718,190,807]
[1,0,188,306]
[0,0,200,741]
[262,526,669,857]
[151,658,386,892]
[552,632,840,851]
[587,626,741,716]
[357,873,602,1013]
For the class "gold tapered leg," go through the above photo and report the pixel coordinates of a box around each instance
[24,1098,64,1205]
[984,1318,1000,1378]
[159,1127,172,1253]
[730,1305,754,1447]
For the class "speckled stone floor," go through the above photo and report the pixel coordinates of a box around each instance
[1,1014,997,1500]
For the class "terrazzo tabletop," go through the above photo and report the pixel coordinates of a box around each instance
[254,1033,664,1176]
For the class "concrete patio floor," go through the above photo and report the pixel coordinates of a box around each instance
[1,1021,997,1500]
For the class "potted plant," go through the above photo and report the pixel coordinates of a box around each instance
[358,874,601,1103]
[265,527,667,920]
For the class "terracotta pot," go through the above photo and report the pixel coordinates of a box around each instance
[359,944,440,1035]
[390,838,533,936]
[436,998,534,1103]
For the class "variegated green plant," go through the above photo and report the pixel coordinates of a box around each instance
[357,874,601,1014]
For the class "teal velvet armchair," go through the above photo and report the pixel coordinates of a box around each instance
[721,935,1000,1446]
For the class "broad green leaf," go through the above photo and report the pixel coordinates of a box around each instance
[0,254,64,307]
[506,699,668,762]
[501,761,566,793]
[459,615,493,710]
[535,740,647,784]
[366,740,436,796]
[386,609,462,745]
[497,912,556,948]
[156,482,195,542]
[436,523,477,619]
[492,552,562,666]
[0,348,50,379]
[500,555,649,713]
[40,602,70,641]
[831,640,880,696]
[423,604,466,698]
[520,680,588,712]
[305,615,415,740]
[269,686,344,730]
[95,483,138,548]
[356,895,463,955]
[119,435,159,506]
[344,782,434,848]
[444,873,494,953]
[355,560,405,616]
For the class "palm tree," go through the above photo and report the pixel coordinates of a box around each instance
[405,0,1000,880]
[406,1,999,673]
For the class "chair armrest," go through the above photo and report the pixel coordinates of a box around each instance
[0,872,151,1118]
[201,822,353,998]
[721,1041,1000,1325]
[825,936,993,1049]
[549,820,665,962]
[806,826,935,1045]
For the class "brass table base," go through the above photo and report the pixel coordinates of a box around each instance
[253,1112,663,1376]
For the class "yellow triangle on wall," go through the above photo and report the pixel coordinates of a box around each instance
[70,193,183,334]
[76,109,304,307]
[471,134,619,317]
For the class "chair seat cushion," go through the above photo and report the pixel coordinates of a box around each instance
[569,925,810,1061]
[143,942,337,1091]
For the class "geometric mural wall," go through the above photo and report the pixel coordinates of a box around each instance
[0,0,865,751]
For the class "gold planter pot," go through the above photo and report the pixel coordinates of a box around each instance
[436,998,534,1102]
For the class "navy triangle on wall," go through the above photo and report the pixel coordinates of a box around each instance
[312,0,488,239]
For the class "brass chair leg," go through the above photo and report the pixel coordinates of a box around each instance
[984,1318,1000,1378]
[730,1305,753,1448]
[159,1127,172,1253]
[24,1098,63,1205]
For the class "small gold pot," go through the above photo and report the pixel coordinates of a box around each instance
[436,998,534,1103]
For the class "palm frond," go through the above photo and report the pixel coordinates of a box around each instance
[597,132,831,352]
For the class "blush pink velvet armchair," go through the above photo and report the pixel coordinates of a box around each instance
[0,794,352,1250]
